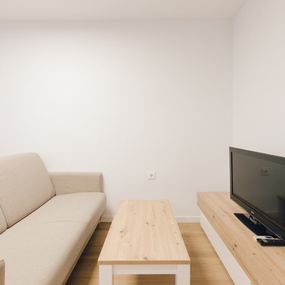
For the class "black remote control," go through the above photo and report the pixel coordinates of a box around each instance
[257,238,285,246]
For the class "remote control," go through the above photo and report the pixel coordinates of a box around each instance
[257,238,285,246]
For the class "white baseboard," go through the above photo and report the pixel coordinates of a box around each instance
[101,215,199,223]
[176,216,200,222]
[100,216,113,222]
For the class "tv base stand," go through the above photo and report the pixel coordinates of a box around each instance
[234,213,275,237]
[197,192,285,285]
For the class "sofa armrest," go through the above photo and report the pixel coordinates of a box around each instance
[0,259,4,285]
[50,172,103,195]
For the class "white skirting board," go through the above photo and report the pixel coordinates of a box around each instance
[200,211,252,285]
[101,215,200,223]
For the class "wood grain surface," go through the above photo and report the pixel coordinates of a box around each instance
[198,192,285,285]
[98,200,190,265]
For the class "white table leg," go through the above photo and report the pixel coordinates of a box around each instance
[99,265,113,285]
[176,264,190,285]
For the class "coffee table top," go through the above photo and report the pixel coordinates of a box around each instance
[98,200,190,265]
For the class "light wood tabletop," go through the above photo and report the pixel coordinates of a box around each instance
[99,200,190,264]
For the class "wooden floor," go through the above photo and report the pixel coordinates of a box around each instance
[66,223,234,285]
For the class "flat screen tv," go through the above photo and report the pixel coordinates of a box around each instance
[230,147,285,240]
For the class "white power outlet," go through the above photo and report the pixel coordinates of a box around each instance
[147,172,156,180]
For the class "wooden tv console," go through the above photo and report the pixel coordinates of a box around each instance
[197,192,285,285]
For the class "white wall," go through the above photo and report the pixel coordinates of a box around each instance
[233,0,285,156]
[0,20,232,220]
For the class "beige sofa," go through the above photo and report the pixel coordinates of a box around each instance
[0,153,106,285]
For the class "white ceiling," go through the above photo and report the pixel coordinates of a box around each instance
[0,0,247,21]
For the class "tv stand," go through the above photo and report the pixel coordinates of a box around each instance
[197,192,285,285]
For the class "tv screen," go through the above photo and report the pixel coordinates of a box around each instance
[230,147,285,240]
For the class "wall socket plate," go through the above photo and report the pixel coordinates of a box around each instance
[147,171,156,180]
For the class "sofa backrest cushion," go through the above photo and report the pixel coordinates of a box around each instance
[0,153,55,227]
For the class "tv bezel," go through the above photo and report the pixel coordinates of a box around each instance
[230,147,285,240]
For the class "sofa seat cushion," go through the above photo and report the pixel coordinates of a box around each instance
[0,259,4,285]
[18,192,106,237]
[0,222,86,285]
[0,209,6,234]
[0,191,106,285]
[0,153,55,227]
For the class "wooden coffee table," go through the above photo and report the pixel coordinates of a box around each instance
[98,200,190,284]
